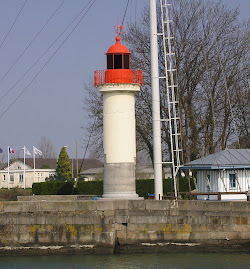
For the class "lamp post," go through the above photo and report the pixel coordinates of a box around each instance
[64,146,74,180]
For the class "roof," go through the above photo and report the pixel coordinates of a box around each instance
[182,149,250,170]
[106,36,130,54]
[80,167,104,176]
[79,165,172,176]
[0,163,6,170]
[0,158,103,172]
[76,159,103,171]
[24,158,57,169]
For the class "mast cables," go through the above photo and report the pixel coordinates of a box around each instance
[0,0,28,50]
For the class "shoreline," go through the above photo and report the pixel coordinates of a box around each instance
[0,241,249,256]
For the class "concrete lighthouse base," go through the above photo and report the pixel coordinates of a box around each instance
[101,163,144,200]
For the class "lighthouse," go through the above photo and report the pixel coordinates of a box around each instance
[94,27,143,200]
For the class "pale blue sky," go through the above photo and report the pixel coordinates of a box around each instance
[0,0,249,161]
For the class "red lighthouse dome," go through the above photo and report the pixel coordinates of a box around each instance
[106,35,130,54]
[94,33,143,87]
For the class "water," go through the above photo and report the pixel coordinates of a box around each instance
[0,253,249,269]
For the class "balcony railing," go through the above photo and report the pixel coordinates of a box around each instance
[94,69,143,87]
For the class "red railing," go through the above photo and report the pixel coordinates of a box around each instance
[94,69,143,87]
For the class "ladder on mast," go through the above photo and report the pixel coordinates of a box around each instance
[159,0,182,198]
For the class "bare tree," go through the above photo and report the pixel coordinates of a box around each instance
[84,0,250,164]
[0,153,5,163]
[38,136,56,159]
[83,81,103,159]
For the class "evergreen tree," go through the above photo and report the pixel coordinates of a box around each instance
[56,147,71,181]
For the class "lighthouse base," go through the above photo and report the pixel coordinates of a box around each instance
[101,162,143,200]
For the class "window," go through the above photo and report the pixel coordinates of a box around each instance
[206,175,211,192]
[10,174,14,182]
[107,55,113,69]
[229,174,236,189]
[124,55,129,69]
[107,54,130,69]
[114,54,122,69]
[19,174,23,182]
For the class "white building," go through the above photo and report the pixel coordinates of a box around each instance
[0,159,55,189]
[0,158,104,189]
[182,149,250,201]
[136,165,172,180]
[80,167,104,181]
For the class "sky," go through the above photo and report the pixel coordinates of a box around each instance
[0,0,249,162]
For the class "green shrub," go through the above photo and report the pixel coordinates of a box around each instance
[32,182,68,195]
[77,181,103,195]
[32,181,103,196]
[136,179,154,198]
[32,183,41,195]
[57,182,74,195]
[32,177,196,197]
[0,188,32,201]
[178,177,196,192]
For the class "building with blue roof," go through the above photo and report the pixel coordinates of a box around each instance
[182,149,250,200]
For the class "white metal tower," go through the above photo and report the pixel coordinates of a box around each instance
[150,0,182,199]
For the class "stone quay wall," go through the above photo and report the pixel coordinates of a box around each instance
[0,198,249,255]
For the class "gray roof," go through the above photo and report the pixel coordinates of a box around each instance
[0,158,103,172]
[80,167,104,175]
[0,163,6,170]
[182,149,250,170]
[0,158,57,170]
[136,165,171,174]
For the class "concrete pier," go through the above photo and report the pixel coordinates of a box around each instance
[0,198,249,255]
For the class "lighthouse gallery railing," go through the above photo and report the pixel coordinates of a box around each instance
[94,69,143,87]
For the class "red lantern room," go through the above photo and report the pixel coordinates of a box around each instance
[94,27,143,87]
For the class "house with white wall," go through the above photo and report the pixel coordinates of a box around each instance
[0,159,55,189]
[0,158,104,188]
[182,149,250,200]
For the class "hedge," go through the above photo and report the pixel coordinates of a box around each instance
[136,178,196,198]
[32,182,69,195]
[32,178,195,198]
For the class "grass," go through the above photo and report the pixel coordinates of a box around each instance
[0,188,32,201]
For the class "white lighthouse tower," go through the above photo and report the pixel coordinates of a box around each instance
[94,27,143,200]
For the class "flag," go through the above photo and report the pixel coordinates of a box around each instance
[0,148,3,153]
[23,147,31,156]
[33,146,42,156]
[9,147,14,153]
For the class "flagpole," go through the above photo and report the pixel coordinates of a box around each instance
[33,146,35,184]
[23,146,26,189]
[7,146,10,189]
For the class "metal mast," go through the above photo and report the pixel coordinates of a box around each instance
[150,0,182,199]
[159,0,182,199]
[150,0,163,200]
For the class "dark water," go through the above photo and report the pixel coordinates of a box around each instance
[0,253,249,269]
